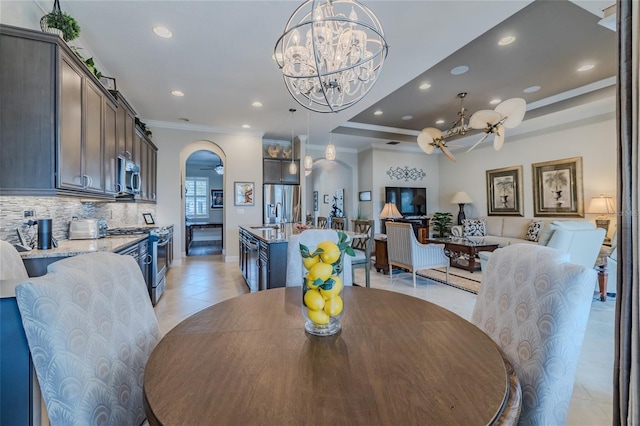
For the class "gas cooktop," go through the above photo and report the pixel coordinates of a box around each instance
[107,227,153,236]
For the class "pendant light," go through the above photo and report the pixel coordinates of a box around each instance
[288,108,298,175]
[303,111,313,171]
[325,113,336,161]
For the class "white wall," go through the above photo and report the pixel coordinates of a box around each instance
[437,111,617,239]
[371,147,441,231]
[151,126,263,263]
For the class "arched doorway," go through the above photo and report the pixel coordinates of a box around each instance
[181,142,225,256]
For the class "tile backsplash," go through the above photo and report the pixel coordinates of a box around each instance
[0,196,157,245]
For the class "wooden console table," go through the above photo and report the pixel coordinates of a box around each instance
[374,235,389,274]
[185,222,223,255]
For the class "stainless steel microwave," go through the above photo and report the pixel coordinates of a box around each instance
[117,155,141,195]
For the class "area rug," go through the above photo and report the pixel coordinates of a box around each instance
[416,267,482,294]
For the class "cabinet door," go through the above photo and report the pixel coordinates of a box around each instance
[139,136,148,199]
[83,80,104,192]
[149,146,157,201]
[124,109,134,159]
[263,158,282,184]
[281,160,300,184]
[104,99,118,194]
[0,32,56,192]
[133,128,142,167]
[59,56,83,189]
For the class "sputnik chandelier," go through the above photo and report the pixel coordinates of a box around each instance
[417,92,527,162]
[274,0,389,113]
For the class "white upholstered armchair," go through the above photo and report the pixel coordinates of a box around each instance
[472,244,596,425]
[385,222,449,288]
[15,252,160,425]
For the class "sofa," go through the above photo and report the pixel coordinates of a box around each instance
[451,216,554,247]
[451,217,606,277]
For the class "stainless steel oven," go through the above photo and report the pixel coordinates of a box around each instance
[149,230,169,305]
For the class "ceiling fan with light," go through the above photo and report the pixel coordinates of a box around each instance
[416,92,526,162]
[200,159,224,175]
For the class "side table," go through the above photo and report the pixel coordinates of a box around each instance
[374,235,389,274]
[595,245,612,302]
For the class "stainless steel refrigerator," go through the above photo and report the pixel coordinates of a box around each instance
[263,184,301,224]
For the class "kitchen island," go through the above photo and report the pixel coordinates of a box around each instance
[238,224,310,292]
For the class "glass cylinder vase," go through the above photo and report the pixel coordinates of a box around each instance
[301,252,344,336]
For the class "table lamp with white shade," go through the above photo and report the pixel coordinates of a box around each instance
[379,202,403,220]
[450,191,473,225]
[587,194,616,235]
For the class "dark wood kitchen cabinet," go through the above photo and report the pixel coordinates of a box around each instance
[58,57,105,193]
[0,25,116,199]
[136,128,158,202]
[263,158,300,184]
[112,91,137,162]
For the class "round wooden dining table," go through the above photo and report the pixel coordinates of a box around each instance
[143,287,517,425]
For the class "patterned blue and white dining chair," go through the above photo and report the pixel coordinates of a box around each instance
[15,252,160,426]
[472,244,596,425]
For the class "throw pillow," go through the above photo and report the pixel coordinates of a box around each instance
[526,220,544,242]
[463,219,486,237]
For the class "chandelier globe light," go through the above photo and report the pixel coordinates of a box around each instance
[325,113,336,160]
[289,108,299,175]
[274,0,389,113]
[214,163,224,175]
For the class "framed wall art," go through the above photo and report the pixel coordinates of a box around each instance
[359,191,371,201]
[234,182,255,206]
[486,165,524,216]
[532,157,584,217]
[313,191,318,211]
[211,189,223,209]
[324,194,329,204]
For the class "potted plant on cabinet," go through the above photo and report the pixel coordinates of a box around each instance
[431,212,453,238]
[40,0,80,42]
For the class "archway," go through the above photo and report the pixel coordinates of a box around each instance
[180,141,226,257]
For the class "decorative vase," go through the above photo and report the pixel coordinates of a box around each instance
[300,233,353,336]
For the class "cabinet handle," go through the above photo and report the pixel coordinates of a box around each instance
[115,183,122,192]
[144,254,152,265]
[82,175,88,188]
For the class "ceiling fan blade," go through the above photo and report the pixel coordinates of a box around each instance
[417,127,443,155]
[440,144,457,162]
[469,110,501,129]
[493,125,505,150]
[465,132,490,153]
[495,98,526,128]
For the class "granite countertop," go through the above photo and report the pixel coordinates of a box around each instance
[19,235,148,259]
[240,224,309,243]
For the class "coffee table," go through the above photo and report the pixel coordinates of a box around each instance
[425,237,499,273]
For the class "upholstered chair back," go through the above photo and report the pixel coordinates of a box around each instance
[15,252,160,426]
[472,244,596,425]
[286,229,352,287]
[0,240,28,280]
[386,222,449,288]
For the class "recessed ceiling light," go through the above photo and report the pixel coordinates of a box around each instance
[252,101,263,108]
[577,64,595,72]
[171,90,184,97]
[489,98,501,105]
[419,82,431,90]
[153,26,172,38]
[450,65,469,75]
[178,117,189,122]
[436,119,445,125]
[242,124,251,129]
[498,35,516,46]
[402,115,413,120]
[374,110,383,115]
[523,85,541,93]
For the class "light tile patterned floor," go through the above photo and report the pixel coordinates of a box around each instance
[157,255,614,425]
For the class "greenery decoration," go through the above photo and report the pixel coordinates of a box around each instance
[43,10,80,42]
[432,212,453,238]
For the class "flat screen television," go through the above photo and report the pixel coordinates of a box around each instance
[385,186,427,216]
